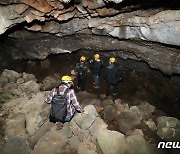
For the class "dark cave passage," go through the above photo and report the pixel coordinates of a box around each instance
[1,50,180,119]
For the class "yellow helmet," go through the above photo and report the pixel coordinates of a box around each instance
[80,56,86,61]
[61,75,73,83]
[109,57,116,63]
[94,54,100,59]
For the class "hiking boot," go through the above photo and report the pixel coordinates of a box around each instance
[56,122,63,130]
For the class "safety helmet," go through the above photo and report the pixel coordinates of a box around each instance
[61,75,73,83]
[109,57,116,63]
[80,56,86,61]
[94,54,100,59]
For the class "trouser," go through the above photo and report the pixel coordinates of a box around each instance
[78,76,86,91]
[106,81,119,96]
[93,74,100,87]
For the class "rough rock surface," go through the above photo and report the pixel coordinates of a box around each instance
[2,33,180,75]
[0,0,179,46]
[89,10,180,46]
[97,129,125,154]
[0,69,179,154]
[0,0,180,77]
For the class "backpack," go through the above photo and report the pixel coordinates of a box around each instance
[49,87,69,123]
[78,65,86,78]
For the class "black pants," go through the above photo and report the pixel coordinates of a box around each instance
[78,76,86,91]
[106,81,119,96]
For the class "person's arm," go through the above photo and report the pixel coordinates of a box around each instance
[70,90,84,113]
[44,88,57,104]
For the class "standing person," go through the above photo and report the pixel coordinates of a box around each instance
[45,75,84,129]
[74,56,88,91]
[104,57,121,96]
[89,54,103,88]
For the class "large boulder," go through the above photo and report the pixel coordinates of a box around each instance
[4,113,27,139]
[31,126,69,154]
[68,136,80,153]
[157,116,180,129]
[144,119,157,131]
[97,129,125,154]
[1,137,31,154]
[137,102,156,120]
[157,127,175,139]
[104,105,118,122]
[0,69,21,85]
[116,111,141,134]
[41,75,60,91]
[74,113,97,130]
[102,99,114,108]
[21,72,37,82]
[78,140,97,154]
[125,134,159,154]
[84,105,98,117]
[2,92,50,135]
[19,81,40,94]
[89,117,108,137]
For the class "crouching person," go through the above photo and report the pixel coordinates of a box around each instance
[45,75,84,129]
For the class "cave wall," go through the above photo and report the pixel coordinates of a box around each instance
[0,0,180,75]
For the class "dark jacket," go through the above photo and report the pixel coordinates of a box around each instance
[75,62,88,78]
[104,63,121,84]
[90,60,103,75]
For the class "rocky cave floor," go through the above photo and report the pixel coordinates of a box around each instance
[0,52,180,154]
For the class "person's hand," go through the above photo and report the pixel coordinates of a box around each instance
[84,111,88,114]
[89,59,93,63]
[81,111,88,115]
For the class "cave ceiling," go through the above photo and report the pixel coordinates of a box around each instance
[0,0,180,75]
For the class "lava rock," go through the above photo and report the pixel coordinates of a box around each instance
[89,117,108,137]
[4,113,27,139]
[74,113,97,130]
[0,69,21,84]
[84,105,98,117]
[104,105,118,122]
[102,99,114,108]
[78,140,97,154]
[116,111,141,134]
[157,127,175,139]
[137,102,155,120]
[97,129,125,154]
[31,126,68,154]
[68,136,80,153]
[157,116,180,129]
[144,119,157,131]
[125,134,158,154]
[1,137,31,154]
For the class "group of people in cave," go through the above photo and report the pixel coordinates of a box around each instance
[45,53,121,129]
